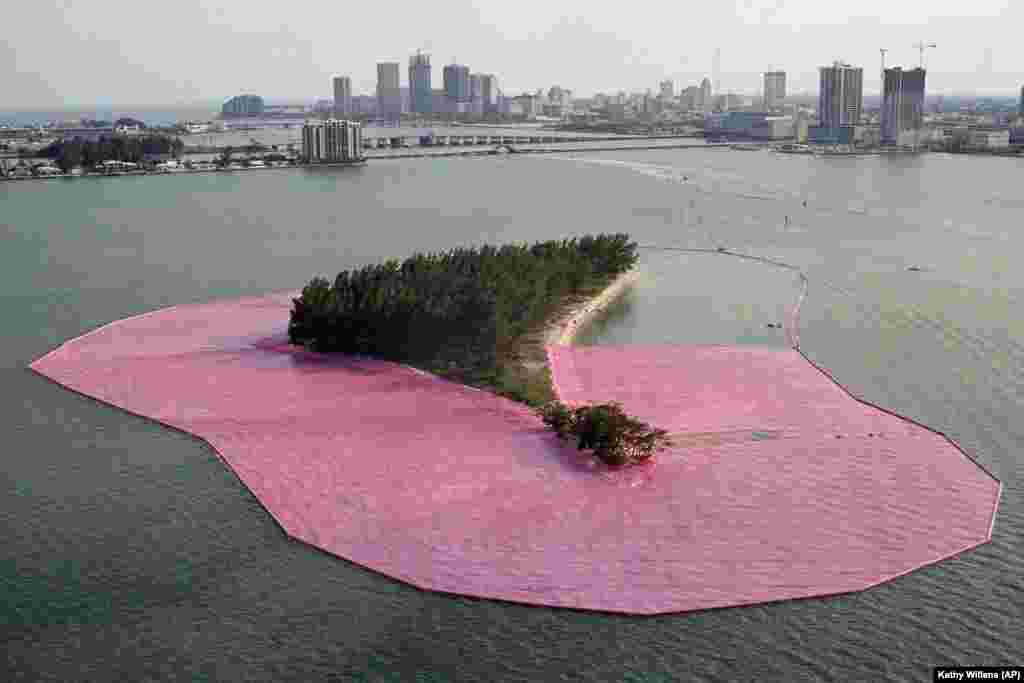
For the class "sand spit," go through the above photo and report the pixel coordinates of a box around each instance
[544,269,642,347]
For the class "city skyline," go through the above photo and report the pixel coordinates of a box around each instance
[4,0,1024,108]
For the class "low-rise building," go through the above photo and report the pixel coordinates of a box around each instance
[807,125,855,145]
[853,124,881,147]
[794,117,809,143]
[704,112,794,139]
[968,127,1010,149]
[511,95,539,120]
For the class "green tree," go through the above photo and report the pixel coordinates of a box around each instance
[540,401,672,467]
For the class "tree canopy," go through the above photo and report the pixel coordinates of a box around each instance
[539,401,672,466]
[38,134,184,171]
[289,234,638,381]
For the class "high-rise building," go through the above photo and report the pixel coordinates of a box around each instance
[660,79,674,99]
[301,119,363,163]
[408,52,432,115]
[764,71,786,111]
[469,74,484,116]
[818,62,863,129]
[1019,85,1024,116]
[333,76,352,116]
[699,78,712,109]
[443,63,471,103]
[881,67,926,146]
[480,74,499,114]
[376,63,401,121]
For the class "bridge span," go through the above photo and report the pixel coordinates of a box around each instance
[361,133,704,149]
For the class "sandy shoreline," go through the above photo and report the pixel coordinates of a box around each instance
[544,268,642,347]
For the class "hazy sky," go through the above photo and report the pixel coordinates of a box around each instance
[4,0,1022,108]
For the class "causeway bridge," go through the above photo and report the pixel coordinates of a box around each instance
[361,133,703,149]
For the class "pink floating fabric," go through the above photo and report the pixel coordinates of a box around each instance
[31,293,1001,614]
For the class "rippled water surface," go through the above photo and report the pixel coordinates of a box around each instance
[2,150,1022,681]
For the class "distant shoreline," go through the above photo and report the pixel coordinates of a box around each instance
[0,159,367,182]
[1,142,727,183]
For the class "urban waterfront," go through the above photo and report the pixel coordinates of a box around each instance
[3,149,1022,680]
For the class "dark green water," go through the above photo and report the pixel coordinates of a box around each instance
[2,152,1021,681]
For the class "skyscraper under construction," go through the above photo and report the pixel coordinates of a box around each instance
[881,67,926,146]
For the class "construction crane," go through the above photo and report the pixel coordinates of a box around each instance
[880,48,888,91]
[913,42,936,69]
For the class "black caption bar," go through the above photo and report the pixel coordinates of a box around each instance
[935,668,1023,681]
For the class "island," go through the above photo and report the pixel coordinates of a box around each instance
[29,237,1001,615]
[289,233,672,465]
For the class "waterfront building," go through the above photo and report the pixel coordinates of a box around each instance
[333,76,352,116]
[794,113,810,143]
[808,124,855,145]
[660,79,674,100]
[881,67,926,146]
[764,71,786,111]
[443,63,471,103]
[700,78,712,109]
[967,127,1010,149]
[221,95,265,118]
[704,111,794,139]
[408,52,432,115]
[301,119,363,163]
[376,62,402,122]
[818,62,862,129]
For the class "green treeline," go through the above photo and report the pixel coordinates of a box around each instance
[289,234,638,398]
[38,134,185,171]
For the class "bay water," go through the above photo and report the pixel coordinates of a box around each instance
[2,149,1021,681]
